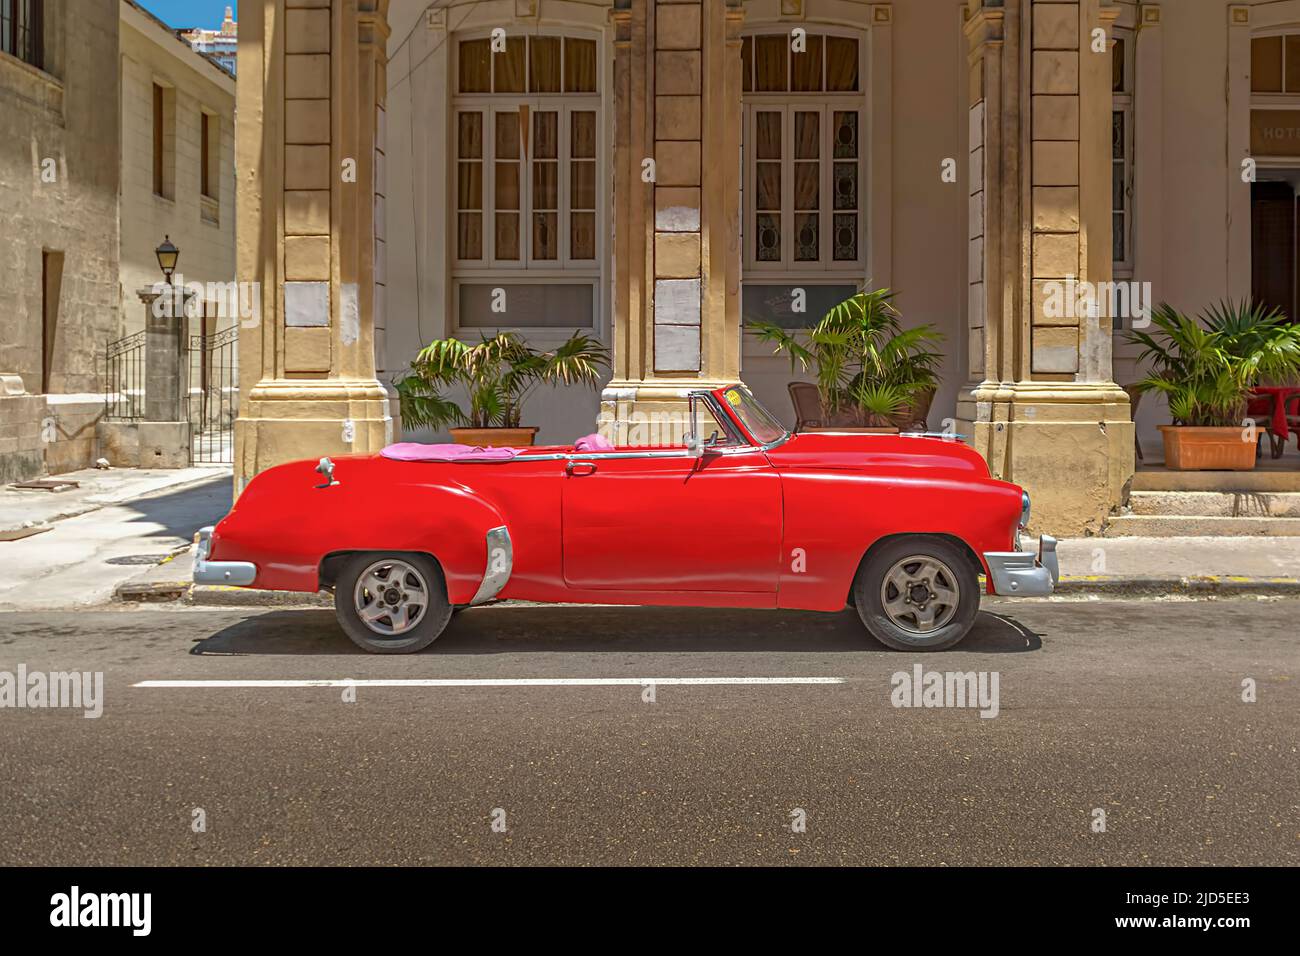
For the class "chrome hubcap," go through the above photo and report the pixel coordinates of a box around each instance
[354,559,428,637]
[880,555,961,634]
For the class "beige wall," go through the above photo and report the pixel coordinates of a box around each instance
[384,0,613,443]
[381,0,1295,454]
[0,0,121,479]
[1114,0,1293,451]
[383,0,979,441]
[119,1,237,338]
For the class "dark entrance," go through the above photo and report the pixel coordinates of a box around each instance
[1252,178,1299,321]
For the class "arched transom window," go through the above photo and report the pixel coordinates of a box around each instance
[453,33,601,329]
[740,29,864,328]
[742,31,863,269]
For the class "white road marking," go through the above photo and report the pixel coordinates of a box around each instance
[133,677,845,688]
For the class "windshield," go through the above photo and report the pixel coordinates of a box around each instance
[721,386,788,446]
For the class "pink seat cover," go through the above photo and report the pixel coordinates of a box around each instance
[573,433,615,451]
[381,442,519,462]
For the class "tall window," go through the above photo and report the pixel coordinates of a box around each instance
[150,82,176,200]
[453,33,600,329]
[1,0,43,70]
[741,31,864,328]
[1112,31,1133,272]
[201,113,213,199]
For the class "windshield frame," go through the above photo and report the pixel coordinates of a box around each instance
[713,385,790,448]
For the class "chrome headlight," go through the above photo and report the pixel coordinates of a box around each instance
[1019,491,1031,529]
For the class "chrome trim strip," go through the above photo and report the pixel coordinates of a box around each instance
[469,525,513,605]
[900,431,970,443]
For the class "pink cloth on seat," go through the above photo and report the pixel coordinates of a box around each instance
[573,433,615,451]
[381,442,519,462]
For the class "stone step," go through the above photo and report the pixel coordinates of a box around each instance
[1127,490,1300,517]
[1132,469,1300,492]
[1102,514,1300,537]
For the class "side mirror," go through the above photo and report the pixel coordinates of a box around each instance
[685,434,704,458]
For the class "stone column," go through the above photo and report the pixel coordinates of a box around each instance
[123,287,194,468]
[957,0,1133,536]
[600,0,744,445]
[234,0,393,492]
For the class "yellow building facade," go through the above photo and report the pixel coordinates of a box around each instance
[237,0,1289,535]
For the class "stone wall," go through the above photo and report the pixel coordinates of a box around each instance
[0,0,122,479]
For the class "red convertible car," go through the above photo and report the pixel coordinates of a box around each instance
[196,384,1057,653]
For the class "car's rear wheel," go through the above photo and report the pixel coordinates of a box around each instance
[854,536,980,651]
[334,553,452,654]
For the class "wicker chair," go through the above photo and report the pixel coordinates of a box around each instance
[789,382,936,432]
[787,382,824,432]
[889,386,936,432]
[786,382,868,431]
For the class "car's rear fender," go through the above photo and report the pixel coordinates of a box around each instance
[210,459,508,603]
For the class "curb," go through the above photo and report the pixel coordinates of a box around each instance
[1052,575,1300,597]
[187,585,333,607]
[114,581,191,602]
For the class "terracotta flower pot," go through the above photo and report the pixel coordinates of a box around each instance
[1158,425,1256,471]
[449,426,539,447]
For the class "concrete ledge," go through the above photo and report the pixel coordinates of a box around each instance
[1103,515,1300,536]
[1052,575,1300,597]
[188,585,333,607]
[115,580,191,602]
[1133,470,1300,493]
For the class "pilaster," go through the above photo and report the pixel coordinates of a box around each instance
[234,0,394,491]
[600,0,744,445]
[957,0,1133,535]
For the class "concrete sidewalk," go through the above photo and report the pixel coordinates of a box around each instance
[0,465,230,535]
[0,467,232,611]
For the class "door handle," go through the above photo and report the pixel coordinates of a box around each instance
[566,460,597,476]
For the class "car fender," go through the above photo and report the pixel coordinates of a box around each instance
[210,458,508,603]
[774,470,1022,611]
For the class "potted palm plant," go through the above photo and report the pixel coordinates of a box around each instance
[1125,300,1300,470]
[395,331,609,446]
[748,287,943,432]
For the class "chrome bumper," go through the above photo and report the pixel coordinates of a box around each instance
[983,534,1059,597]
[193,526,257,587]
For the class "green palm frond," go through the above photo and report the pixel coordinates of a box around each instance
[397,328,610,434]
[746,286,944,425]
[1124,299,1300,426]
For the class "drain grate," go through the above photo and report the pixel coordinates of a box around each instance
[10,479,80,493]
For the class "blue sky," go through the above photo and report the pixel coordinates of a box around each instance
[136,1,236,30]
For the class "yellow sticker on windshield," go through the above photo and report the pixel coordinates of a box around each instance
[725,390,741,406]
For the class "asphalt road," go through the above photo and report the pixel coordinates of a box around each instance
[0,598,1295,866]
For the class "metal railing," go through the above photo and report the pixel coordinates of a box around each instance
[104,332,146,421]
[189,326,238,464]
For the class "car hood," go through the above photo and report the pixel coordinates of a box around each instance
[764,431,993,479]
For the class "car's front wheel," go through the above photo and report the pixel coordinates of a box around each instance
[334,552,452,654]
[854,536,980,651]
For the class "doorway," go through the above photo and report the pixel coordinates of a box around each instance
[1251,175,1300,321]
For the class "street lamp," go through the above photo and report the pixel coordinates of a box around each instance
[155,235,179,284]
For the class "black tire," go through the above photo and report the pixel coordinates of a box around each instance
[854,535,980,651]
[333,552,453,654]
